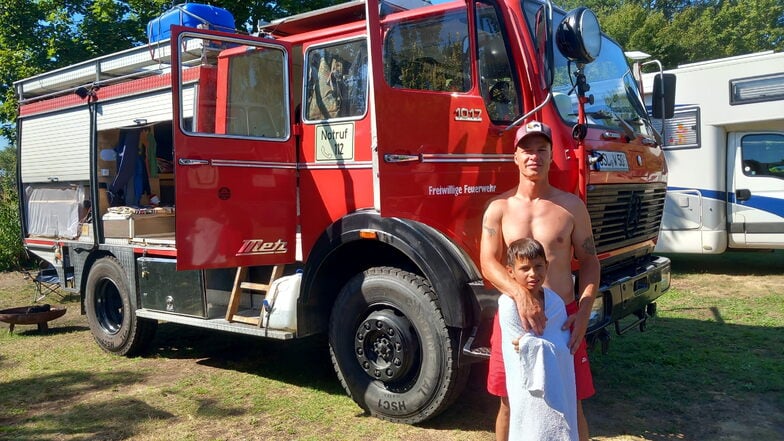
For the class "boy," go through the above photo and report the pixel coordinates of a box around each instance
[498,237,577,441]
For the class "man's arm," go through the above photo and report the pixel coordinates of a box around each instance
[480,201,545,334]
[562,198,601,354]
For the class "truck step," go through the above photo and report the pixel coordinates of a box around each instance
[136,309,294,339]
[225,265,284,326]
[461,332,491,360]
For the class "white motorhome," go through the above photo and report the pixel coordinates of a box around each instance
[643,51,784,254]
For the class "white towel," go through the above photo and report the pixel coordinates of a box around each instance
[498,288,578,441]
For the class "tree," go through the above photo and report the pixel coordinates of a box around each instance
[555,0,784,68]
[0,146,24,270]
[0,0,343,145]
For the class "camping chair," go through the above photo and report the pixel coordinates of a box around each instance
[22,263,71,303]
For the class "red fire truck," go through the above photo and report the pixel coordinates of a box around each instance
[15,0,671,423]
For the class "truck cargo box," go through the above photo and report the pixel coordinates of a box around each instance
[147,3,235,43]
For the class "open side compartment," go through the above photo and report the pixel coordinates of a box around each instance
[96,122,176,244]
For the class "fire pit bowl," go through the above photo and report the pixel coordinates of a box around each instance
[0,305,67,333]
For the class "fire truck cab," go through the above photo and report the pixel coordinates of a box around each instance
[16,0,670,423]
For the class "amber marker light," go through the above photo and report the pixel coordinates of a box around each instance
[358,230,378,239]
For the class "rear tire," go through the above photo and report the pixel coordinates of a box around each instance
[85,257,157,356]
[328,267,466,423]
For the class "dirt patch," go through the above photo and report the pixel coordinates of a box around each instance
[0,271,33,291]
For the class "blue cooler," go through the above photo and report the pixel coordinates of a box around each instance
[147,3,235,43]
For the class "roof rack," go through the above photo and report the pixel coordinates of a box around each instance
[14,40,181,103]
[258,0,433,37]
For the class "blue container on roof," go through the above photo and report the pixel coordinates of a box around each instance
[147,3,235,43]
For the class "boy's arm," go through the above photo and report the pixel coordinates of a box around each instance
[562,199,600,353]
[480,201,545,335]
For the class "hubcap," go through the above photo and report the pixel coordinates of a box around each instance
[355,309,418,382]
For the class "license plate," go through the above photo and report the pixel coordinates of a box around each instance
[597,151,629,171]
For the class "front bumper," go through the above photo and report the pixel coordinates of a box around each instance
[591,255,671,333]
[462,255,671,360]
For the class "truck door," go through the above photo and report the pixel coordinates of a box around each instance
[366,2,519,237]
[727,132,784,248]
[170,27,297,270]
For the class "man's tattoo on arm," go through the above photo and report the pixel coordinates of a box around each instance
[582,236,596,255]
[482,212,497,236]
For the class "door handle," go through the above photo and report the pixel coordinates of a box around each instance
[736,189,751,202]
[178,158,210,166]
[384,154,420,163]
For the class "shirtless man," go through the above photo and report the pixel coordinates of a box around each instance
[480,121,600,441]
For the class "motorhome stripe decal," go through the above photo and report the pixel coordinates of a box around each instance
[668,186,784,218]
[729,194,784,219]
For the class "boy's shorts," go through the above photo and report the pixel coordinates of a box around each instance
[486,300,596,400]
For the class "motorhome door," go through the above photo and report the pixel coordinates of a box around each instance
[727,132,784,248]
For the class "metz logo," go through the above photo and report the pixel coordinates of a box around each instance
[236,239,288,256]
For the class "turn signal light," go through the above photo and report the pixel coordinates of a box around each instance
[358,230,377,239]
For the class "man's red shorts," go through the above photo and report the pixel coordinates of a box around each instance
[486,300,595,400]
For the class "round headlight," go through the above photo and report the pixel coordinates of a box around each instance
[556,7,602,64]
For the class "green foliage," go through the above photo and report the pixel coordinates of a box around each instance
[0,146,23,271]
[557,0,784,69]
[0,1,347,268]
[0,0,342,143]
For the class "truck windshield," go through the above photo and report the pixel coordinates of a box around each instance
[552,36,653,138]
[521,2,653,138]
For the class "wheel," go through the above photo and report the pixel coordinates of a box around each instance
[85,257,157,356]
[328,267,466,424]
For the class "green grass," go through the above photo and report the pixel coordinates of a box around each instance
[1,252,783,440]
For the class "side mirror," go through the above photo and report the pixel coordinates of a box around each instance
[652,73,676,119]
[555,7,601,64]
[534,3,554,88]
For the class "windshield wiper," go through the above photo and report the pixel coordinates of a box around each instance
[609,110,637,139]
[586,110,613,120]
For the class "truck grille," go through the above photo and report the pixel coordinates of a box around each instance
[587,183,667,254]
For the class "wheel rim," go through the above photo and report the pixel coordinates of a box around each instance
[94,278,123,335]
[354,309,419,384]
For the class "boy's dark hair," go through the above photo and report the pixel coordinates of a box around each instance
[506,237,547,266]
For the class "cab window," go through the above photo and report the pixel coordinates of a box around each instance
[177,33,289,140]
[741,134,784,179]
[383,10,471,92]
[476,0,520,122]
[305,39,368,121]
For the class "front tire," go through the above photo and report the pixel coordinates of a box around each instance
[85,257,157,356]
[328,267,466,423]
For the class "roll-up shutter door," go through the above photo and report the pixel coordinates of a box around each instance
[96,87,195,131]
[20,108,90,183]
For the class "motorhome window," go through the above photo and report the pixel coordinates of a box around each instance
[476,1,521,123]
[730,73,784,105]
[653,107,701,149]
[740,134,784,179]
[305,39,368,121]
[383,11,471,92]
[178,34,289,140]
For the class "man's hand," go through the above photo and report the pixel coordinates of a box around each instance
[562,312,589,354]
[514,287,546,335]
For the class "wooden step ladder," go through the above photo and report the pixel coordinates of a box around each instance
[225,265,284,326]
